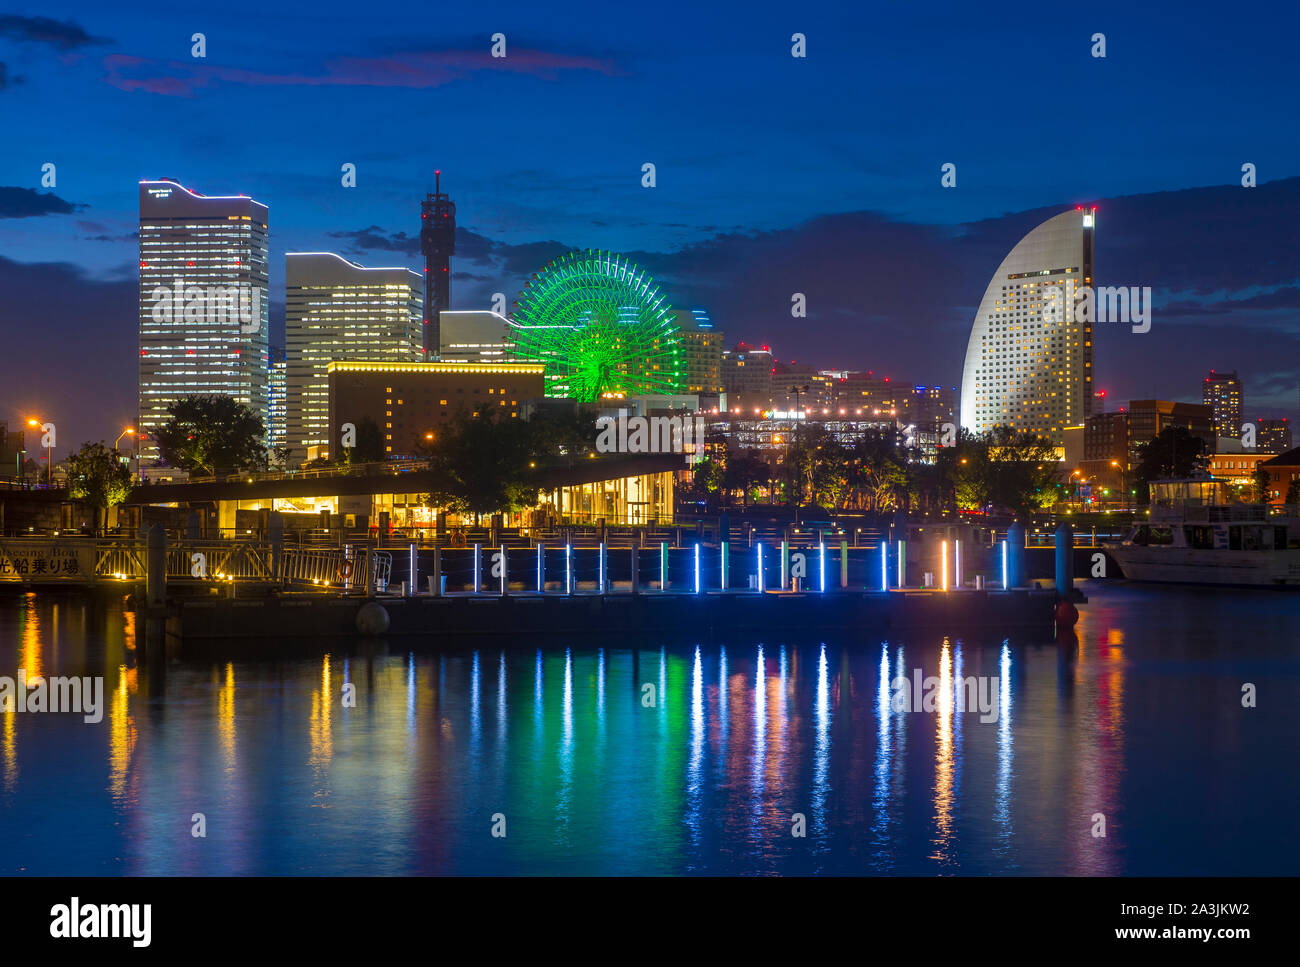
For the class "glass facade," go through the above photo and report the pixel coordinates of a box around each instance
[285,253,423,464]
[961,209,1095,444]
[137,180,270,463]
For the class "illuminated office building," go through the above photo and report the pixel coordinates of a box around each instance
[673,309,724,394]
[1202,369,1243,439]
[961,208,1095,445]
[268,348,287,452]
[285,252,423,463]
[138,179,270,463]
[438,310,518,364]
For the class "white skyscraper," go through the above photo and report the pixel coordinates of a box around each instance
[285,252,423,463]
[138,180,270,463]
[960,208,1095,445]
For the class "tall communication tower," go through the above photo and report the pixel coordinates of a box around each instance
[419,170,456,357]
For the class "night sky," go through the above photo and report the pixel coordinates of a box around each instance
[2,1,1299,450]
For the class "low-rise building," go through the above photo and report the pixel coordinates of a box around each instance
[328,361,545,459]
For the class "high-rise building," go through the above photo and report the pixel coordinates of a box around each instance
[1082,410,1131,490]
[960,208,1096,444]
[1127,399,1216,457]
[285,252,423,464]
[439,310,518,364]
[267,347,287,453]
[721,342,774,413]
[673,309,724,394]
[1202,370,1243,439]
[913,384,957,430]
[1251,417,1291,452]
[138,179,270,463]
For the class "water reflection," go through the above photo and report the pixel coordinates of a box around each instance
[0,587,1293,876]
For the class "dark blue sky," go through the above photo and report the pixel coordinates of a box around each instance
[2,1,1299,448]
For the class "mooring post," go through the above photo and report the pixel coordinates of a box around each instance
[840,539,849,589]
[536,543,545,593]
[1055,522,1074,595]
[598,541,608,594]
[146,523,167,608]
[1007,521,1027,588]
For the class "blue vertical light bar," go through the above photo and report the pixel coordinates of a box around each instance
[537,544,544,592]
[897,539,905,588]
[819,541,826,592]
[756,543,765,592]
[955,539,962,590]
[720,541,728,591]
[694,543,701,594]
[660,541,667,592]
[566,543,572,595]
[473,543,481,594]
[409,542,417,595]
[1001,539,1008,589]
[881,541,889,591]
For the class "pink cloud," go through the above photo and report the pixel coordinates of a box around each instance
[102,48,619,97]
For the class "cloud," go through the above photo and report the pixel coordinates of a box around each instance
[0,62,24,89]
[0,255,135,449]
[0,15,111,50]
[103,46,618,97]
[0,187,86,219]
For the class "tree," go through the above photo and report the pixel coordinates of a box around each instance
[1253,466,1274,503]
[65,442,132,533]
[340,416,385,465]
[1133,426,1209,504]
[724,451,769,508]
[692,457,725,504]
[944,427,1061,518]
[846,431,909,512]
[1283,476,1300,506]
[425,410,550,523]
[155,396,267,476]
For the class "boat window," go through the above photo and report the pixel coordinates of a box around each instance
[1149,527,1174,546]
[1131,525,1150,546]
[1184,525,1214,549]
[1229,526,1241,550]
[1276,527,1288,551]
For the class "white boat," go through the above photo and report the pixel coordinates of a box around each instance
[1106,478,1300,587]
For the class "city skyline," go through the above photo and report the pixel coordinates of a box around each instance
[2,3,1300,449]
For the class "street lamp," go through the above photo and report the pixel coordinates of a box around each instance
[27,418,52,488]
[788,384,808,517]
[115,427,135,450]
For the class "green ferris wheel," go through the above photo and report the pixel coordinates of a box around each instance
[510,250,683,401]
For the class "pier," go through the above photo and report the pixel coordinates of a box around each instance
[0,515,1095,654]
